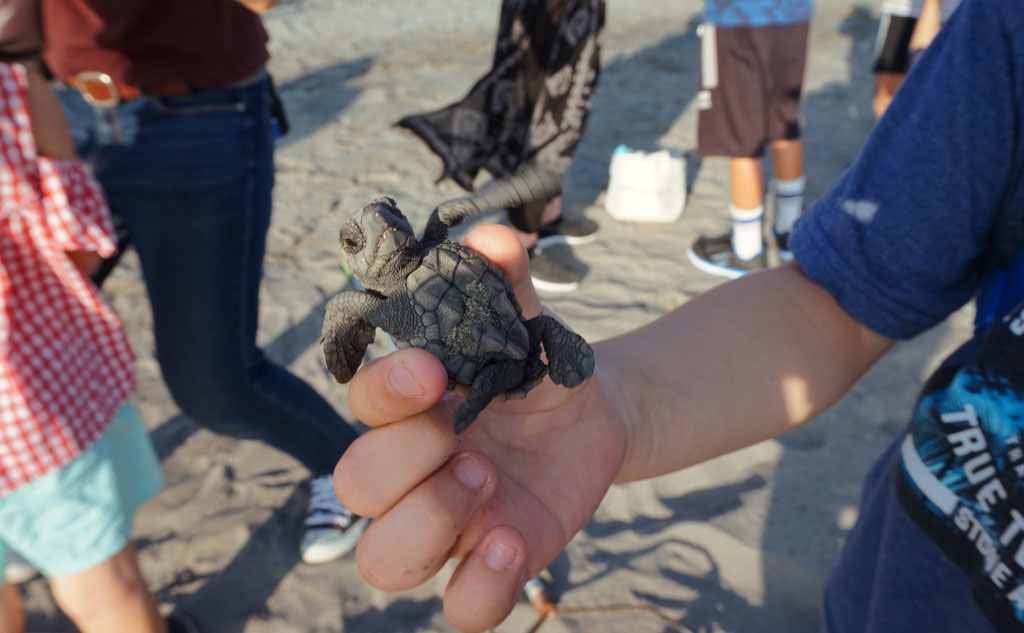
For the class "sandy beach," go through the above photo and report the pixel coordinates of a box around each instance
[23,1,975,631]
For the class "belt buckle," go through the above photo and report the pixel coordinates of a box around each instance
[74,71,120,108]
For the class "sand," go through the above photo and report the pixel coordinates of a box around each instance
[22,1,974,631]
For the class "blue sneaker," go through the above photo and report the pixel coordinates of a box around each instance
[774,231,793,262]
[686,233,765,279]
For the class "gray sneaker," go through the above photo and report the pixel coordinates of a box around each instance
[535,216,599,248]
[528,246,584,293]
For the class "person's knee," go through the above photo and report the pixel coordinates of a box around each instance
[161,361,261,437]
[49,547,150,627]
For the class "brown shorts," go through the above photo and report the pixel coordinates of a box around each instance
[696,22,809,159]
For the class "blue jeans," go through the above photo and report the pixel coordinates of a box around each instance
[56,76,358,475]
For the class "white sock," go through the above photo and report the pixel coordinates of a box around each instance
[773,175,805,235]
[730,204,763,261]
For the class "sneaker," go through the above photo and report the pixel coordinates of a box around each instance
[535,215,599,248]
[300,474,369,565]
[167,611,201,633]
[774,231,793,262]
[4,550,38,585]
[686,233,766,279]
[528,246,584,293]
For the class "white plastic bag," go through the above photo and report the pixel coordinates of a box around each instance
[604,145,686,223]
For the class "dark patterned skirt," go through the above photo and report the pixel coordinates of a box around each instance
[397,0,604,232]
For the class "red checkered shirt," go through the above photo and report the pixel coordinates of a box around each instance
[0,63,134,495]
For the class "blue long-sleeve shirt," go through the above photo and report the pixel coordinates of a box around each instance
[792,0,1024,630]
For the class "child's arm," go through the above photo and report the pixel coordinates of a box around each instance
[909,0,943,51]
[20,62,101,277]
[64,249,102,277]
[23,62,74,160]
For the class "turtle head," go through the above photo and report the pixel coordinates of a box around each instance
[340,197,420,293]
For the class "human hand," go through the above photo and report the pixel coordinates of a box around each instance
[334,224,627,632]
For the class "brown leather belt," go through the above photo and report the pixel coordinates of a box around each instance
[67,71,190,108]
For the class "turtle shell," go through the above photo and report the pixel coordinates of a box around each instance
[403,240,531,387]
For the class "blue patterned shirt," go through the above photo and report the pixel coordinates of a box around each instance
[704,0,813,27]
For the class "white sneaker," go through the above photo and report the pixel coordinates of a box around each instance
[300,474,369,565]
[4,550,39,584]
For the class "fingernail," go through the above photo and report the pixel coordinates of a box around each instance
[389,362,424,397]
[484,539,518,572]
[454,454,487,490]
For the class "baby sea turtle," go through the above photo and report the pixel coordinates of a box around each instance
[320,164,595,433]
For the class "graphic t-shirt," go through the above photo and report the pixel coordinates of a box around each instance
[790,0,1024,629]
[704,0,813,27]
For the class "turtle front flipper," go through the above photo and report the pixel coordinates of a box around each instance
[420,162,563,243]
[321,291,384,383]
[526,315,595,388]
[421,208,451,244]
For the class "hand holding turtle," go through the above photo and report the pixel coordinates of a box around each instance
[321,164,594,433]
[334,225,629,632]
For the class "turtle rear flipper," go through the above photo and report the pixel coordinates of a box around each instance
[321,291,382,383]
[505,357,547,400]
[527,315,594,388]
[453,360,527,434]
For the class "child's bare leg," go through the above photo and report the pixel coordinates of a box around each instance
[0,583,24,633]
[729,157,764,209]
[769,138,806,240]
[727,157,765,259]
[770,138,804,181]
[49,544,166,633]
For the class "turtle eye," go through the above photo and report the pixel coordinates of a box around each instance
[339,220,365,254]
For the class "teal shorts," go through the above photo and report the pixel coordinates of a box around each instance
[0,402,163,578]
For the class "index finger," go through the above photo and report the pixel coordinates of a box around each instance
[348,347,449,427]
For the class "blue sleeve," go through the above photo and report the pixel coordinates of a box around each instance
[790,0,1024,339]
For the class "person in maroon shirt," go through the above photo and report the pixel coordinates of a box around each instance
[40,0,369,568]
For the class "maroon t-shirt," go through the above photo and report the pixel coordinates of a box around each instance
[41,0,269,90]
